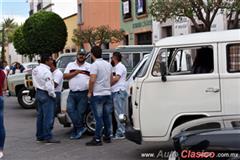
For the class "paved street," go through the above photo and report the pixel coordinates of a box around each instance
[2,97,173,160]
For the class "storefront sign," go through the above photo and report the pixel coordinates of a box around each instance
[133,20,152,29]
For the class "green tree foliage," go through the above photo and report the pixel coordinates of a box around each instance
[72,25,124,49]
[13,26,33,57]
[150,0,240,32]
[2,18,18,43]
[224,0,240,29]
[23,11,67,55]
[1,18,18,61]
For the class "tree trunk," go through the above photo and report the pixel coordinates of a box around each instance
[29,54,33,62]
[1,28,5,61]
[232,11,240,29]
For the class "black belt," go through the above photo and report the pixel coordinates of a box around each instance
[37,88,47,92]
[70,90,88,93]
[114,90,126,94]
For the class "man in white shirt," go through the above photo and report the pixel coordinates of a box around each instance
[32,54,60,144]
[86,46,113,146]
[111,52,128,139]
[64,50,90,140]
[50,60,63,117]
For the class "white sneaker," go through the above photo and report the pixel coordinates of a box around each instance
[0,152,4,159]
[113,135,125,140]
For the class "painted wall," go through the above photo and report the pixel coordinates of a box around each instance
[8,43,23,64]
[77,0,121,51]
[52,0,77,18]
[63,14,78,53]
[29,0,77,18]
[152,12,228,44]
[120,0,153,45]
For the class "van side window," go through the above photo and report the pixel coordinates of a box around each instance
[191,47,214,74]
[152,46,214,77]
[227,43,240,73]
[170,47,213,75]
[152,49,170,76]
[122,53,132,73]
[133,53,141,67]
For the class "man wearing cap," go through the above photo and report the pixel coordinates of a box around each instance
[32,54,60,143]
[64,49,90,139]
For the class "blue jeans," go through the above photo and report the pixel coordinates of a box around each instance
[36,89,55,140]
[54,92,61,116]
[112,90,128,136]
[51,92,61,129]
[90,95,113,140]
[67,90,88,132]
[0,96,5,150]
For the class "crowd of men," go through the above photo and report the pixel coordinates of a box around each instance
[32,46,128,146]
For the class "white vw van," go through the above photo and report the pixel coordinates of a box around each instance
[120,29,240,144]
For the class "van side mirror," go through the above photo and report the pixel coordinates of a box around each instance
[160,62,167,82]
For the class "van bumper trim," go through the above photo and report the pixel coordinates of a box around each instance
[125,124,142,144]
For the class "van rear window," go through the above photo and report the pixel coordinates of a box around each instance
[227,43,240,73]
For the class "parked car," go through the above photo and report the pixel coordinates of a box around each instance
[119,29,240,145]
[171,115,240,160]
[7,62,39,109]
[59,54,151,133]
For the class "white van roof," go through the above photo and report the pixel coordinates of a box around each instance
[155,29,240,47]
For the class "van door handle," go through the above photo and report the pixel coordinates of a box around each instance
[205,88,220,93]
[135,101,138,106]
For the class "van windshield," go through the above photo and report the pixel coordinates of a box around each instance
[137,48,155,78]
[126,55,149,80]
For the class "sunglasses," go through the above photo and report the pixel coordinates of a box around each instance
[77,54,85,58]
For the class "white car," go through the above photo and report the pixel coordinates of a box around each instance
[7,62,39,109]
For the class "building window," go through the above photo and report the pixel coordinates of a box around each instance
[136,0,146,16]
[161,26,172,38]
[37,2,42,11]
[78,3,83,24]
[227,43,240,73]
[136,32,152,45]
[122,0,132,19]
[65,49,71,53]
[71,48,76,52]
[124,35,129,45]
[228,20,240,29]
[191,24,204,33]
[29,9,33,16]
